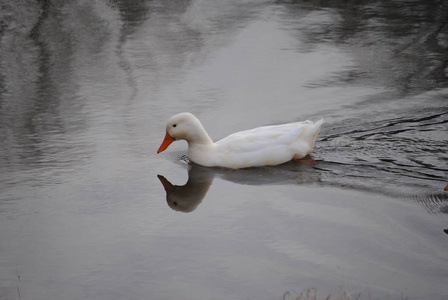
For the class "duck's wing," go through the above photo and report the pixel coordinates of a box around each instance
[215,121,312,153]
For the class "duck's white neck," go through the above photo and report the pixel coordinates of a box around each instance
[187,126,214,146]
[185,119,214,146]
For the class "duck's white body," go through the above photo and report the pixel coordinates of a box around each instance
[157,112,323,169]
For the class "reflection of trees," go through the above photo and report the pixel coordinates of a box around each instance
[279,0,448,93]
[0,0,51,174]
[110,0,194,36]
[0,0,127,182]
[0,0,258,184]
[110,0,151,36]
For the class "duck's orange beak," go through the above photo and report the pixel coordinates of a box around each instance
[157,132,175,153]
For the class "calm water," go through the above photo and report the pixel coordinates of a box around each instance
[1,1,447,299]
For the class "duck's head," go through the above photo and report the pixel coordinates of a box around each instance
[157,112,211,153]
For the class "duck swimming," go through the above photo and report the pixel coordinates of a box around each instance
[157,112,323,169]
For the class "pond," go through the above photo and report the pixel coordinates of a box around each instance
[0,1,447,299]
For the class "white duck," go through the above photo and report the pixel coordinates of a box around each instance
[157,112,323,169]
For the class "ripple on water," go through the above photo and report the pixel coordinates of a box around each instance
[314,92,447,197]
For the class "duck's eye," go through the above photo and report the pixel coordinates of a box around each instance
[173,124,177,128]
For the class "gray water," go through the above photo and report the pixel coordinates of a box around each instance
[1,1,447,299]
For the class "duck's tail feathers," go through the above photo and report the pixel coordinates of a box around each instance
[302,119,324,147]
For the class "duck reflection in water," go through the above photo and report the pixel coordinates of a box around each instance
[158,165,216,213]
[158,160,321,213]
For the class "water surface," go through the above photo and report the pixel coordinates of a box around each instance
[1,1,447,299]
